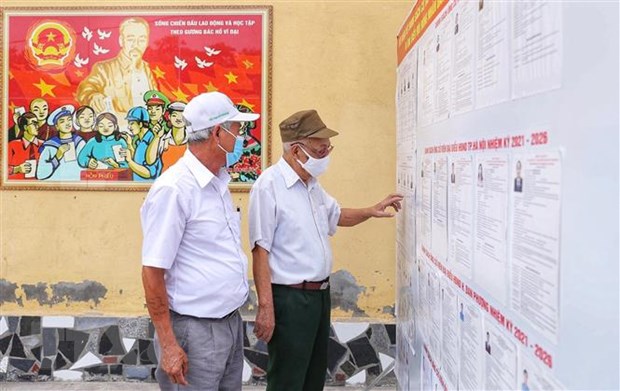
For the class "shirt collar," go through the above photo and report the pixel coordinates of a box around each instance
[277,157,317,190]
[118,52,145,72]
[183,149,231,190]
[21,137,42,148]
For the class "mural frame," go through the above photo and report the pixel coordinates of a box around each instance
[1,6,272,191]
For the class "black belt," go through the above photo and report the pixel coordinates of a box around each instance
[274,277,330,291]
[170,308,238,321]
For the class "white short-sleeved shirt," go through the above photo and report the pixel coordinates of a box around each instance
[249,157,341,284]
[141,149,248,318]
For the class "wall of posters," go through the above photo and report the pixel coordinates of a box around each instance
[1,7,271,190]
[396,1,619,390]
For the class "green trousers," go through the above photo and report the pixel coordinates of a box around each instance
[267,284,331,391]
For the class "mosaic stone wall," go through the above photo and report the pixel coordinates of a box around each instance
[0,316,396,386]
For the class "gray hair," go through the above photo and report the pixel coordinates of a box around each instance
[187,121,234,144]
[120,17,150,38]
[283,140,307,153]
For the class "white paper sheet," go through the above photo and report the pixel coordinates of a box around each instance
[451,0,477,115]
[440,281,459,389]
[396,323,416,388]
[421,156,434,251]
[474,154,509,304]
[510,151,562,343]
[418,28,437,127]
[476,1,510,109]
[422,348,433,391]
[24,159,37,179]
[95,161,109,169]
[448,155,474,278]
[112,144,126,162]
[519,353,566,390]
[484,318,518,390]
[63,142,77,162]
[418,258,429,342]
[511,1,562,99]
[435,12,453,122]
[458,296,484,391]
[432,156,449,263]
[428,270,442,363]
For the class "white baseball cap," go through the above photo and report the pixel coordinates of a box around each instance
[183,92,259,133]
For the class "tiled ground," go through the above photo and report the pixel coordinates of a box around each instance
[0,316,396,387]
[0,383,397,390]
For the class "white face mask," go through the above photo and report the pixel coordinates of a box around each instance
[297,145,330,177]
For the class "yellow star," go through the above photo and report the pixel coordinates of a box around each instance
[33,78,56,97]
[171,87,189,102]
[9,71,14,80]
[75,69,84,78]
[46,31,57,42]
[238,98,255,111]
[9,101,17,113]
[243,59,253,69]
[153,66,166,79]
[204,81,218,92]
[224,72,238,84]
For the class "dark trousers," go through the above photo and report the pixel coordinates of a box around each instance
[267,284,331,391]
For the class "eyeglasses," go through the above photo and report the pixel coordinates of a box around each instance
[220,123,246,136]
[294,142,334,158]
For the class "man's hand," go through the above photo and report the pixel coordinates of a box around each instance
[338,193,404,227]
[369,193,404,218]
[252,245,275,342]
[90,93,107,113]
[88,158,98,170]
[104,157,120,169]
[55,144,71,160]
[153,122,164,138]
[15,162,32,174]
[142,266,187,385]
[254,304,275,342]
[122,136,135,161]
[160,342,189,385]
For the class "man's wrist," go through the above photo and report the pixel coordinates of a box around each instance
[156,330,178,347]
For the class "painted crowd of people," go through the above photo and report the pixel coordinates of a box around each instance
[7,90,188,182]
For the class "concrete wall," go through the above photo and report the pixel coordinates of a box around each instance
[0,1,411,320]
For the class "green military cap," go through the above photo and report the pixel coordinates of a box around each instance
[279,110,339,143]
[143,90,170,106]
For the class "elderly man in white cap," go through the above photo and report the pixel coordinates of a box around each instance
[141,92,259,390]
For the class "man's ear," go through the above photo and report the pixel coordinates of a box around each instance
[291,143,299,157]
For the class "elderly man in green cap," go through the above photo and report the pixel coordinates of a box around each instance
[249,109,403,391]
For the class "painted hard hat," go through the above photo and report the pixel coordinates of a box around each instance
[125,106,149,123]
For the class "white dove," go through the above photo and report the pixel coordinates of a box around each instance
[97,29,112,40]
[81,27,93,41]
[204,47,221,57]
[195,56,214,69]
[174,56,188,70]
[73,53,89,68]
[93,43,110,55]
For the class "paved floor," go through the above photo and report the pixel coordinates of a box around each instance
[0,382,397,390]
